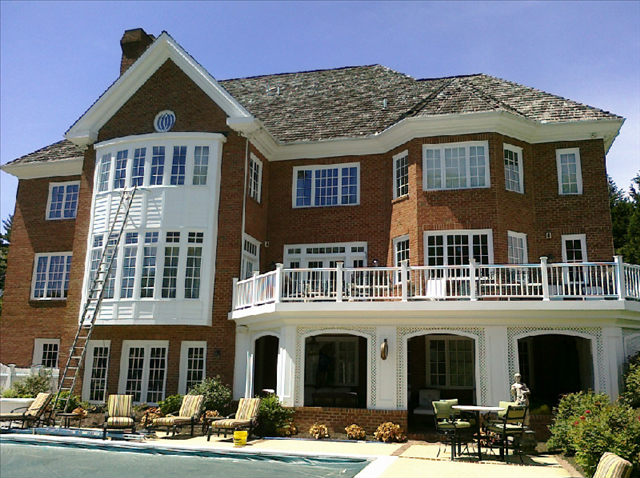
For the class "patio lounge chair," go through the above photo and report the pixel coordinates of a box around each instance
[593,452,632,478]
[102,394,136,439]
[151,394,203,437]
[0,392,52,428]
[433,399,472,460]
[487,404,527,462]
[207,397,261,441]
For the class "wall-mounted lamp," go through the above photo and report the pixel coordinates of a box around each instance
[380,339,389,360]
[213,348,222,359]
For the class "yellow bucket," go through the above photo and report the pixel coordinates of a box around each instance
[233,430,248,447]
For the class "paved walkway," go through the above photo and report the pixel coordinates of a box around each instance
[151,433,581,477]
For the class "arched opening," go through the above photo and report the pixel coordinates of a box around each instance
[254,335,279,395]
[407,333,476,430]
[517,334,593,407]
[304,334,367,408]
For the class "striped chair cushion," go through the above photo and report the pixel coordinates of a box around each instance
[212,419,252,428]
[153,416,193,426]
[179,395,203,418]
[236,398,261,421]
[106,416,134,427]
[107,395,132,418]
[25,393,52,417]
[593,452,632,478]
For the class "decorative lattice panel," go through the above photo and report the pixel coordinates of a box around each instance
[295,327,377,408]
[622,329,640,359]
[396,327,487,409]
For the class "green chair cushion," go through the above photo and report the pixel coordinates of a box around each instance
[437,419,471,430]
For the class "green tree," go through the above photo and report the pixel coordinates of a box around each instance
[0,214,13,314]
[618,172,640,264]
[608,176,632,253]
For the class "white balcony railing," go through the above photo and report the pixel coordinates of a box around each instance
[231,256,640,311]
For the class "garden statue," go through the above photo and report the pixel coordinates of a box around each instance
[510,372,531,406]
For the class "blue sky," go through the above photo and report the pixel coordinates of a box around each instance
[1,1,639,221]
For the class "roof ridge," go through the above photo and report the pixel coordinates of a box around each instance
[219,64,384,83]
[417,73,485,82]
[454,76,526,118]
[395,78,455,122]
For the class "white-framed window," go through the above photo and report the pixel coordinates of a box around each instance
[113,150,128,190]
[424,229,494,265]
[170,146,187,185]
[248,154,263,203]
[562,234,587,263]
[119,340,168,404]
[131,147,146,187]
[425,335,475,388]
[292,162,360,208]
[178,341,206,394]
[46,181,80,220]
[556,148,583,195]
[120,232,138,299]
[507,231,528,264]
[140,232,158,298]
[185,232,203,299]
[304,336,360,387]
[393,150,409,199]
[33,339,60,368]
[393,235,410,281]
[423,141,490,191]
[150,146,165,185]
[82,341,110,403]
[192,146,209,185]
[31,253,72,299]
[284,242,367,268]
[504,144,524,193]
[97,155,111,192]
[161,231,180,298]
[241,234,261,280]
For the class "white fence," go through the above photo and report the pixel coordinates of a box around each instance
[0,364,59,393]
[233,256,640,310]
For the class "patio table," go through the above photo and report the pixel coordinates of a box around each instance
[452,405,504,461]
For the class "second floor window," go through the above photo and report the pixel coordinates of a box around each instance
[150,147,165,185]
[113,150,128,189]
[170,146,187,185]
[131,148,146,187]
[423,141,489,191]
[47,182,80,220]
[393,151,409,199]
[293,163,359,208]
[556,148,582,195]
[193,146,209,185]
[507,231,528,264]
[32,253,72,299]
[248,154,263,202]
[424,230,493,266]
[504,144,524,193]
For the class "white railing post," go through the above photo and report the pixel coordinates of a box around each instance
[469,259,477,301]
[614,255,626,301]
[8,363,15,389]
[336,262,343,302]
[275,263,283,304]
[401,260,409,302]
[232,278,238,310]
[540,257,550,301]
[251,271,259,306]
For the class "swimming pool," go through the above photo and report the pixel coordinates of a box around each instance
[0,435,371,478]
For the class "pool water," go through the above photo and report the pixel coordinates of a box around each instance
[0,437,369,478]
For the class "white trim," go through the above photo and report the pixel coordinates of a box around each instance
[503,143,524,194]
[241,233,261,280]
[422,140,490,191]
[392,235,410,267]
[118,340,169,404]
[507,231,528,264]
[561,234,588,262]
[423,229,494,265]
[46,180,80,220]
[392,150,409,200]
[0,157,84,180]
[65,32,252,146]
[248,153,263,203]
[81,340,111,403]
[284,241,368,268]
[178,341,207,395]
[556,147,583,195]
[33,338,60,368]
[423,334,476,389]
[30,252,72,300]
[292,162,360,208]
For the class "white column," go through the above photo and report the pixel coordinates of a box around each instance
[484,326,510,405]
[232,326,250,399]
[602,327,625,399]
[375,326,398,409]
[277,325,297,407]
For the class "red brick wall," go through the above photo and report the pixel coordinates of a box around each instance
[293,406,408,436]
[245,146,269,270]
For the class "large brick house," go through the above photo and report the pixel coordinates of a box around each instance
[2,29,639,429]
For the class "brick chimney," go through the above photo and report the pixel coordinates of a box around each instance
[120,28,155,75]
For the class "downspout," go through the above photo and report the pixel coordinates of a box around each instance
[240,136,249,277]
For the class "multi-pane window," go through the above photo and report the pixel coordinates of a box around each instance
[562,234,587,263]
[131,148,146,187]
[125,347,145,401]
[98,155,111,192]
[393,151,409,199]
[41,342,59,368]
[88,345,109,402]
[150,146,165,185]
[181,343,206,394]
[193,146,209,185]
[556,148,582,195]
[103,235,118,299]
[170,146,186,185]
[427,336,474,387]
[88,235,103,297]
[507,231,528,264]
[162,232,180,298]
[147,347,167,403]
[47,182,80,219]
[393,236,410,281]
[242,235,260,280]
[140,232,158,298]
[424,230,493,266]
[504,144,524,193]
[120,233,138,299]
[122,342,168,403]
[185,232,203,299]
[293,163,359,208]
[32,253,72,299]
[248,154,262,202]
[423,142,489,190]
[113,150,128,189]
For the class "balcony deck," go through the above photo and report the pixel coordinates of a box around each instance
[231,258,640,316]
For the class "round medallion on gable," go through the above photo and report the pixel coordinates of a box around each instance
[154,110,176,132]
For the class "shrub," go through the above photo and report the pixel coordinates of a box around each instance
[2,370,52,398]
[345,424,366,440]
[158,394,183,415]
[188,377,232,415]
[53,391,88,411]
[255,394,294,437]
[139,407,163,428]
[547,391,610,455]
[621,352,640,408]
[373,422,406,443]
[309,423,329,440]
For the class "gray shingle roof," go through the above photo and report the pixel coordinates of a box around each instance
[4,64,622,166]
